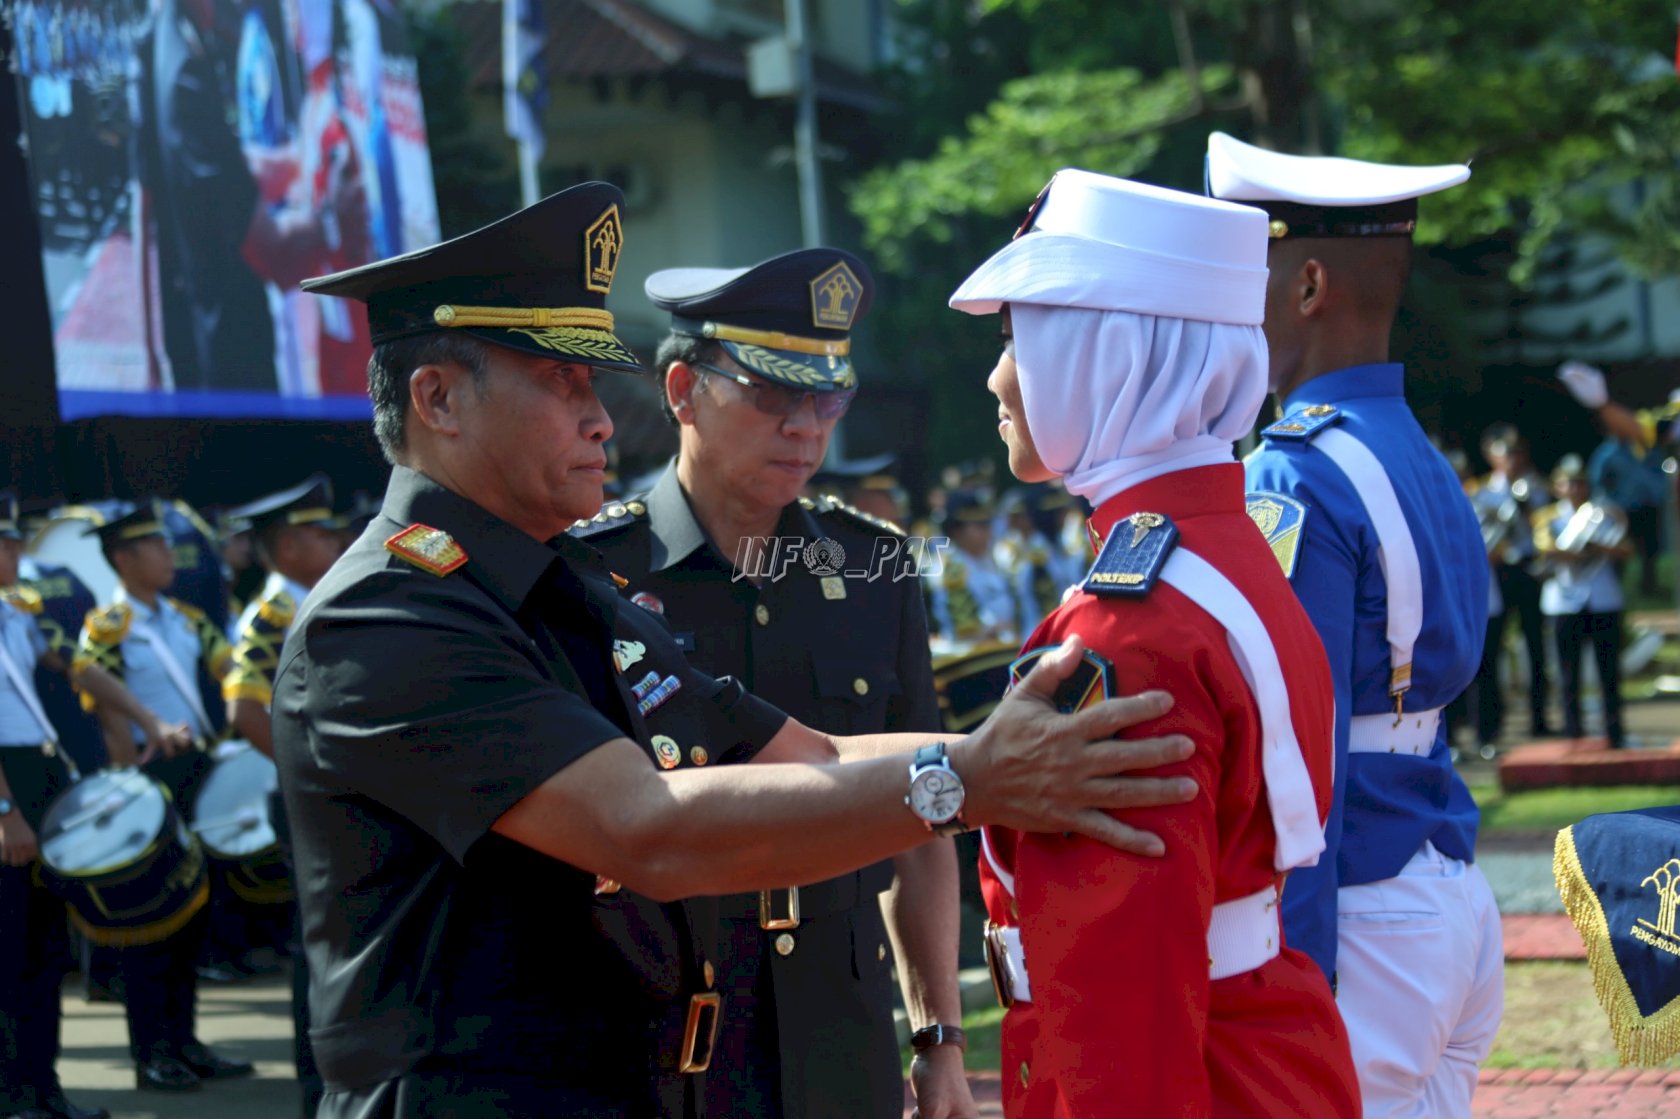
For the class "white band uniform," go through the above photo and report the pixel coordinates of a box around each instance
[981,543,1321,999]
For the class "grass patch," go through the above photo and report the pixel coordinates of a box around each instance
[1487,961,1680,1069]
[1469,784,1680,833]
[902,1004,1006,1078]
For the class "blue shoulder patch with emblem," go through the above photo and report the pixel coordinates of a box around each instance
[1245,491,1309,580]
[1082,512,1179,597]
[1260,404,1342,442]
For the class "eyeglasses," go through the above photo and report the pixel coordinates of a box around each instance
[696,363,855,421]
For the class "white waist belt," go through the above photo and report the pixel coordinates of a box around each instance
[987,885,1282,1004]
[1348,707,1443,756]
[1206,884,1283,980]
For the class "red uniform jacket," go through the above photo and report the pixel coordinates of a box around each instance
[980,464,1359,1118]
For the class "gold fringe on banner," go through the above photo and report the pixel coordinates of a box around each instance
[1554,826,1680,1065]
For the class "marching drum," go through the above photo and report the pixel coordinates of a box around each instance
[191,743,292,904]
[37,769,209,947]
[25,512,119,607]
[931,640,1022,735]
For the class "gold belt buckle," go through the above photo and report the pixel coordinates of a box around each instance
[983,921,1014,1009]
[678,991,722,1073]
[759,886,800,930]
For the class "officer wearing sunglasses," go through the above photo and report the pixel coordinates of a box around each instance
[579,248,976,1119]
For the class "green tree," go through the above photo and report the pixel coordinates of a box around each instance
[850,0,1680,465]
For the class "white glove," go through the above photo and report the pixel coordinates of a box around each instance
[1556,361,1608,409]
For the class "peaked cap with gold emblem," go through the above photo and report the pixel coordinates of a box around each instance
[645,247,873,392]
[301,182,641,374]
[224,474,337,535]
[83,501,166,549]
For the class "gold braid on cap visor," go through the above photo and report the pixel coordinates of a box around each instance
[701,322,850,356]
[432,305,617,331]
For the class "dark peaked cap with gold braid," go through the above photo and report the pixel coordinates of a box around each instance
[646,247,873,391]
[301,182,642,374]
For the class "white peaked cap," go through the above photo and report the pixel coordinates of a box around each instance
[1206,131,1469,207]
[948,169,1270,326]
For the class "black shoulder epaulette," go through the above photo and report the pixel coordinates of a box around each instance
[1260,404,1342,443]
[571,497,650,539]
[803,492,907,537]
[1081,511,1179,597]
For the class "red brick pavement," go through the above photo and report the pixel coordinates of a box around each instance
[1504,913,1587,961]
[905,1069,1680,1116]
[1498,736,1680,791]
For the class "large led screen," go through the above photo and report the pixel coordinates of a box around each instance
[9,0,439,419]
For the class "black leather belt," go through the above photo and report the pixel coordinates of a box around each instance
[713,871,865,928]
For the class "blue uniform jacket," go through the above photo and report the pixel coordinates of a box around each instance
[1245,364,1485,982]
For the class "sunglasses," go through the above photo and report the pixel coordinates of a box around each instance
[696,363,856,421]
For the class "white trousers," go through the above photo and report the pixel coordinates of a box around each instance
[1336,842,1504,1119]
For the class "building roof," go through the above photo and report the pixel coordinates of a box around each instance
[455,0,883,112]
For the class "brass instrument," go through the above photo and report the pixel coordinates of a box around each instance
[1554,502,1626,555]
[1478,496,1520,555]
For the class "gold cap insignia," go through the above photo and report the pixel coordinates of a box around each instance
[384,524,468,576]
[810,261,863,330]
[1268,219,1290,240]
[585,205,624,294]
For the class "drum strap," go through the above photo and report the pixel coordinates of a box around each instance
[0,632,58,746]
[133,614,215,738]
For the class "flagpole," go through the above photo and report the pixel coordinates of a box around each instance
[519,143,540,209]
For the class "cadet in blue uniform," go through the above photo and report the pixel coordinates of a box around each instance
[76,505,254,1094]
[221,475,344,1119]
[1,494,192,1119]
[581,249,973,1119]
[282,182,1196,1119]
[1209,132,1504,1117]
[927,490,1020,649]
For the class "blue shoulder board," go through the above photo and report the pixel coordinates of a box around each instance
[1082,512,1178,597]
[1245,491,1308,580]
[1261,404,1342,442]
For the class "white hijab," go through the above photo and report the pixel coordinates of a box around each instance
[1011,303,1269,510]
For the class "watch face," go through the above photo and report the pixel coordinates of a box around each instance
[909,768,964,824]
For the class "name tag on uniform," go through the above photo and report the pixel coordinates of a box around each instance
[673,632,696,653]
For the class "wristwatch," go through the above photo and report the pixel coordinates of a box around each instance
[909,1023,967,1054]
[905,743,968,837]
[0,798,14,817]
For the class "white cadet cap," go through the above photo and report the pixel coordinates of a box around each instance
[1205,131,1469,240]
[948,168,1270,326]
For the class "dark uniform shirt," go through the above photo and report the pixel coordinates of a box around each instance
[579,465,943,1119]
[271,466,787,1118]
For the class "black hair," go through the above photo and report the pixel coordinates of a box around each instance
[366,332,493,463]
[652,333,723,426]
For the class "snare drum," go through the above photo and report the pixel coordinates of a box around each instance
[192,744,292,904]
[37,769,209,947]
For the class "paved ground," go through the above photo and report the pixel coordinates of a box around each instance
[51,691,1680,1118]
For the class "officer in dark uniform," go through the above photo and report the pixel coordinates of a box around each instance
[279,182,1194,1118]
[580,249,973,1118]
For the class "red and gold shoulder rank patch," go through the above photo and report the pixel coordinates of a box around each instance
[385,524,468,577]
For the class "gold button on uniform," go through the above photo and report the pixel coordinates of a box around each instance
[1019,1061,1030,1088]
[774,933,795,957]
[755,604,770,626]
[876,943,886,961]
[852,677,869,696]
[703,961,715,987]
[626,501,646,515]
[690,746,709,766]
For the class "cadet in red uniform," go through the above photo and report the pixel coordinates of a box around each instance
[950,170,1359,1118]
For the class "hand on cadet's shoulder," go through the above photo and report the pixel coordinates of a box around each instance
[954,636,1196,856]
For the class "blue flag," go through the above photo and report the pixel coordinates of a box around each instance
[503,0,546,156]
[1556,805,1680,1064]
